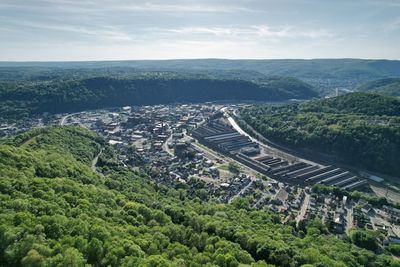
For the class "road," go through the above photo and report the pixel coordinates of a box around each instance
[162,134,174,156]
[253,191,272,208]
[59,112,82,125]
[253,195,265,208]
[370,184,400,204]
[296,194,310,226]
[228,180,253,204]
[227,107,400,203]
[224,109,321,166]
[191,141,222,161]
[345,203,354,234]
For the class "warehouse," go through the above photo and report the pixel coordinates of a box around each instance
[192,120,259,155]
[192,119,366,190]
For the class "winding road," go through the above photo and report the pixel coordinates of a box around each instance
[59,112,82,125]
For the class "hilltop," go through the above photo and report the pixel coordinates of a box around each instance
[2,59,400,96]
[1,126,398,266]
[358,78,400,97]
[0,76,317,121]
[301,92,400,116]
[1,58,400,80]
[240,93,400,176]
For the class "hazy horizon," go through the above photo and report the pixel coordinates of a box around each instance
[2,57,400,63]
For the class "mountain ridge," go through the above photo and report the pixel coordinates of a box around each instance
[0,76,317,121]
[358,78,400,97]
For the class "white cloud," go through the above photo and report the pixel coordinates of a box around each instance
[164,25,332,41]
[0,0,398,60]
[383,17,400,32]
[6,20,133,42]
[0,0,259,14]
[368,0,400,7]
[116,2,257,13]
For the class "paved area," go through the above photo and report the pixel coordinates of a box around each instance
[345,203,354,234]
[296,194,310,226]
[371,185,400,204]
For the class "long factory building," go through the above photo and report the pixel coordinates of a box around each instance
[193,120,366,190]
[192,121,260,155]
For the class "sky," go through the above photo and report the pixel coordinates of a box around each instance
[1,0,400,61]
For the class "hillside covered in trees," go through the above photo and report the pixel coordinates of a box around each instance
[2,59,400,97]
[240,93,400,176]
[358,78,400,97]
[2,58,400,80]
[0,76,316,121]
[1,126,399,266]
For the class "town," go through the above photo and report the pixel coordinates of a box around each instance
[1,103,400,246]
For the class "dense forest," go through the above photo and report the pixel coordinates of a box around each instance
[358,78,400,97]
[2,59,400,97]
[240,93,400,176]
[1,126,399,266]
[2,58,400,80]
[0,76,317,121]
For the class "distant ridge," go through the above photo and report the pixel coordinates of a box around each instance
[358,78,400,97]
[0,76,316,121]
[1,58,400,80]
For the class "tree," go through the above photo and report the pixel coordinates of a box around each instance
[87,238,103,264]
[388,244,400,256]
[350,229,378,251]
[228,162,240,174]
[21,249,44,267]
[56,248,86,267]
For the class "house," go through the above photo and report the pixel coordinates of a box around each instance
[383,205,400,217]
[333,213,344,233]
[361,207,376,217]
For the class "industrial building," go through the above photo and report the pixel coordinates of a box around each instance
[237,153,367,190]
[192,121,260,155]
[193,120,366,191]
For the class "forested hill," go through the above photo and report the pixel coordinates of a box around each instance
[0,76,317,121]
[1,126,399,266]
[2,58,400,80]
[358,78,400,97]
[301,92,400,116]
[240,93,400,176]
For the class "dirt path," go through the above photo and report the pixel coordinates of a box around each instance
[21,134,41,147]
[91,148,103,172]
